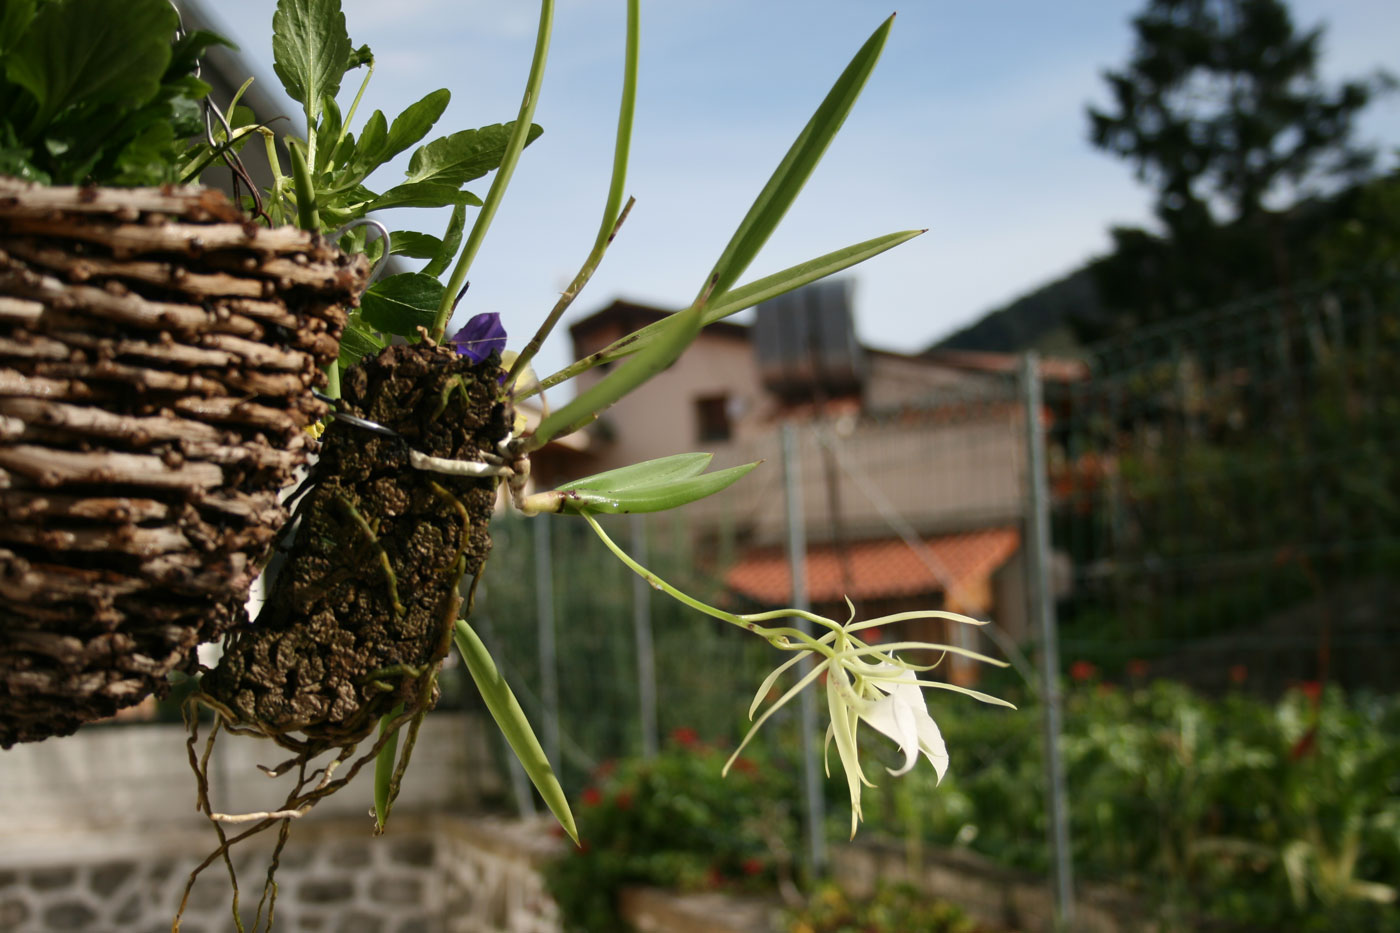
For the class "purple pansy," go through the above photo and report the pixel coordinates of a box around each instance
[449,312,508,363]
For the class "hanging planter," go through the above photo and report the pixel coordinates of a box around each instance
[0,178,368,747]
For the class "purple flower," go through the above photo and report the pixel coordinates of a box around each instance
[449,312,507,363]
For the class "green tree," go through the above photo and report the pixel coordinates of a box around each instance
[1088,0,1391,232]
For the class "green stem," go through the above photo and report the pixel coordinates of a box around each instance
[430,0,555,342]
[506,0,640,385]
[339,58,375,154]
[580,514,830,657]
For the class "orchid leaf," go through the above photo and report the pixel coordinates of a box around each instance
[529,301,703,449]
[454,618,577,845]
[556,453,714,494]
[551,461,759,515]
[359,272,444,337]
[695,14,893,303]
[533,229,922,395]
[372,704,403,832]
[272,0,352,126]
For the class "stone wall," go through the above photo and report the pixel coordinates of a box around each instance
[0,717,566,933]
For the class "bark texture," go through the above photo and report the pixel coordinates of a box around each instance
[202,343,510,753]
[0,179,367,747]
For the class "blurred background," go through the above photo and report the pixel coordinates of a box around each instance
[2,1,1398,931]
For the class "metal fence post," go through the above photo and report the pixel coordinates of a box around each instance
[1021,352,1075,928]
[631,514,659,758]
[534,516,561,773]
[782,422,827,874]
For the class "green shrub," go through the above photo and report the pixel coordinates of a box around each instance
[787,882,986,933]
[545,729,802,932]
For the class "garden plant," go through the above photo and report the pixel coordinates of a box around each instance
[0,0,1017,929]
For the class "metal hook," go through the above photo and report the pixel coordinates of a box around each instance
[330,219,392,291]
[311,389,402,440]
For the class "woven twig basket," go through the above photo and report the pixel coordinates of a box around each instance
[0,178,368,746]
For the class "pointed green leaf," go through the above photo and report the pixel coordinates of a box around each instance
[359,272,445,337]
[272,0,352,123]
[454,619,577,844]
[421,203,466,279]
[558,461,760,514]
[373,705,403,832]
[696,15,893,303]
[556,453,713,493]
[535,229,922,394]
[384,88,451,160]
[405,121,544,188]
[366,182,482,212]
[529,302,703,449]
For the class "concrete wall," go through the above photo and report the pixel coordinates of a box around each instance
[0,716,535,932]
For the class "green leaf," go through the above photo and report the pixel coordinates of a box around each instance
[556,453,714,493]
[372,705,403,832]
[7,0,176,130]
[388,231,443,259]
[384,89,451,161]
[553,461,760,515]
[0,0,36,57]
[359,273,445,337]
[271,0,352,124]
[405,121,543,189]
[696,14,893,302]
[530,302,703,449]
[454,619,577,845]
[366,181,482,212]
[337,318,385,370]
[534,229,923,394]
[422,203,466,279]
[315,92,343,171]
[348,43,373,69]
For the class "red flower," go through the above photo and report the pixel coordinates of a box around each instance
[593,759,617,779]
[1297,681,1323,703]
[580,787,603,807]
[1228,664,1248,685]
[614,791,633,811]
[730,757,759,776]
[670,727,700,748]
[1127,659,1149,679]
[741,857,765,876]
[1069,660,1097,682]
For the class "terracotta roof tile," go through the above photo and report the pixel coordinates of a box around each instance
[724,527,1020,606]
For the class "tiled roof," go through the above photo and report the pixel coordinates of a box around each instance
[724,527,1021,605]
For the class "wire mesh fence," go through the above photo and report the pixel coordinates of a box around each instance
[447,271,1400,925]
[1049,272,1400,693]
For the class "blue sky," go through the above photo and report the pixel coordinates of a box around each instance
[211,1,1400,387]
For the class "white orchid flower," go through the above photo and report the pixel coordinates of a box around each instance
[724,604,1014,838]
[577,515,1015,839]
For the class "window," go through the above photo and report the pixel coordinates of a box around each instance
[695,394,732,442]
